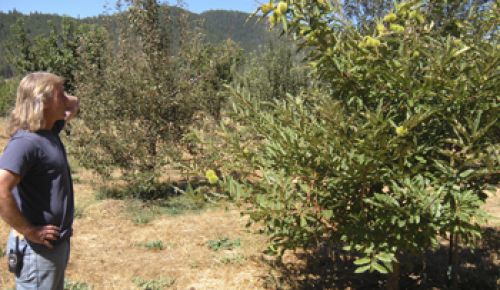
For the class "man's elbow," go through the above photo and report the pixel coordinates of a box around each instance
[0,184,13,201]
[0,170,20,197]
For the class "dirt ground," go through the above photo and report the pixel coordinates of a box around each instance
[0,121,498,290]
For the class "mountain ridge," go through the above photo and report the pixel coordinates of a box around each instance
[0,6,272,78]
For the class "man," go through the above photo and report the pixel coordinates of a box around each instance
[0,72,79,289]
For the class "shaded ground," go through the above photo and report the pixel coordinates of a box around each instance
[263,187,499,290]
[265,228,499,290]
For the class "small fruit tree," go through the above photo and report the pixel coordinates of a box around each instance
[217,0,499,285]
[70,0,240,195]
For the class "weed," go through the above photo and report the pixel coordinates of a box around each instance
[206,237,241,251]
[219,253,245,265]
[132,214,154,225]
[64,280,91,290]
[127,200,158,225]
[135,240,165,251]
[132,277,175,290]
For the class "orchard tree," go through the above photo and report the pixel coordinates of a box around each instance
[70,0,241,196]
[6,18,84,92]
[212,0,498,288]
[233,39,312,103]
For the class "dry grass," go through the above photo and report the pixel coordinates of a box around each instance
[0,166,272,289]
[68,204,269,289]
[0,118,498,289]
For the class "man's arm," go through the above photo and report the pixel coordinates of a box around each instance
[0,169,60,249]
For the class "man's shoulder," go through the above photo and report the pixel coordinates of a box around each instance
[11,130,42,143]
[0,131,42,174]
[6,131,43,152]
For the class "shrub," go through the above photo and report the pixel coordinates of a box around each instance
[220,0,498,285]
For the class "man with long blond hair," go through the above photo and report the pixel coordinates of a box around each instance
[0,72,79,289]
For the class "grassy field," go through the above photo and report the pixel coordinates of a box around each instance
[0,119,498,289]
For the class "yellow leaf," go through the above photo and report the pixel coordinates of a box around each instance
[389,23,405,33]
[395,126,408,136]
[364,36,381,48]
[376,23,386,35]
[383,13,397,23]
[276,1,288,15]
[205,169,219,184]
[260,2,274,14]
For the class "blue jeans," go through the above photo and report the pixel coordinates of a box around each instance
[6,231,70,290]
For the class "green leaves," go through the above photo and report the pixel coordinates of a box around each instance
[320,209,333,219]
[206,237,241,251]
[354,265,372,274]
[69,0,242,190]
[353,257,371,266]
[6,17,83,92]
[223,0,499,278]
[353,252,395,274]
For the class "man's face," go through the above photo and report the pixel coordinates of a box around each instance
[45,85,68,121]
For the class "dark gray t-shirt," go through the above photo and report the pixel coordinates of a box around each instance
[0,121,74,243]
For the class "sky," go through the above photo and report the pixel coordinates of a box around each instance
[0,0,261,18]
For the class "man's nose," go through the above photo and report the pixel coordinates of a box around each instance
[63,94,70,105]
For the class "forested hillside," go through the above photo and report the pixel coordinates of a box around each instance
[200,10,270,51]
[0,10,70,76]
[0,7,272,78]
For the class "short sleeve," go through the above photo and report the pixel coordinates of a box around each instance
[0,136,37,178]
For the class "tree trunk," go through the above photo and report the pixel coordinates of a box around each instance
[422,254,428,285]
[146,128,158,171]
[387,260,400,290]
[448,232,459,290]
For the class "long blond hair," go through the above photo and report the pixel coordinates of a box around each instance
[7,72,64,136]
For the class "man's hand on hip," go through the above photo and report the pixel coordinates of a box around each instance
[24,225,60,249]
